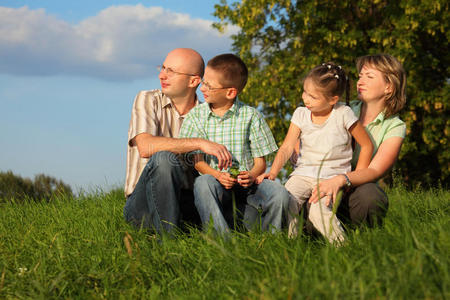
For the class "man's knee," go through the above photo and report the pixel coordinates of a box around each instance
[150,151,181,169]
[145,151,183,178]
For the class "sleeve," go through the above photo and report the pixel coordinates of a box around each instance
[383,118,407,140]
[249,109,278,158]
[128,91,159,146]
[341,105,359,130]
[178,110,206,139]
[290,107,304,129]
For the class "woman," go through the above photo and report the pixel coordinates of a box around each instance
[309,54,407,227]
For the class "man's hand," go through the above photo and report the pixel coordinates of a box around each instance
[216,172,237,189]
[237,171,256,188]
[200,140,232,170]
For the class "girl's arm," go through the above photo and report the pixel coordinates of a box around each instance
[349,121,374,170]
[256,123,301,183]
[309,136,404,202]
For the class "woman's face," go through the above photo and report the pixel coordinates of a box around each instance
[357,64,391,103]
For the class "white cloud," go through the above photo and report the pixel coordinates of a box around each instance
[0,5,238,81]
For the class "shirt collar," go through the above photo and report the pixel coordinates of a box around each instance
[352,100,384,126]
[162,93,199,110]
[208,98,241,119]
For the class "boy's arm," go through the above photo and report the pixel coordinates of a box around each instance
[194,154,236,190]
[348,121,374,170]
[238,157,266,188]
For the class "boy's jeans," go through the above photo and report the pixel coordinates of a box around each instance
[193,174,289,233]
[123,151,193,233]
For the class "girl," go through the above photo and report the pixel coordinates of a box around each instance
[309,54,407,228]
[256,62,373,243]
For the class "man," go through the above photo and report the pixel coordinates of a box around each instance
[123,48,232,233]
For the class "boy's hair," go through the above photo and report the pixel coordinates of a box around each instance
[356,54,406,118]
[305,62,350,105]
[207,53,248,93]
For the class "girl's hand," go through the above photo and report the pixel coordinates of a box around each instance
[309,175,346,206]
[216,172,237,189]
[255,172,276,184]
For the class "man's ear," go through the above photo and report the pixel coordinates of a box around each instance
[225,87,238,99]
[189,75,202,88]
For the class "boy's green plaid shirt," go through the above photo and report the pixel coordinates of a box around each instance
[178,100,278,172]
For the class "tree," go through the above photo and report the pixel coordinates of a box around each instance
[0,171,73,202]
[213,0,449,187]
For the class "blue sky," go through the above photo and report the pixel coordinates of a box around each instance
[0,1,236,193]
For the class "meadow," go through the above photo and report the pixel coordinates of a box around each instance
[0,186,448,299]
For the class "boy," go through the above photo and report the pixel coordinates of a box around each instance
[178,54,289,233]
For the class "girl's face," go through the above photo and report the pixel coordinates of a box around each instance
[302,79,335,115]
[357,64,391,103]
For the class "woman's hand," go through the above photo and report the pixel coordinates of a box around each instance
[309,175,346,206]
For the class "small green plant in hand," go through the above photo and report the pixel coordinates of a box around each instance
[229,166,240,179]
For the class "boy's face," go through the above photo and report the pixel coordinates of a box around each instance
[200,66,234,107]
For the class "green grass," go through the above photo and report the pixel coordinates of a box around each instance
[0,187,449,299]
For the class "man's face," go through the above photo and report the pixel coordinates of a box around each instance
[159,52,194,98]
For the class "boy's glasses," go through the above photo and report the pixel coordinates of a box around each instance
[200,79,233,91]
[157,65,198,77]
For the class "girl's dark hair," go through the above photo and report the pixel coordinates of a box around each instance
[305,62,350,105]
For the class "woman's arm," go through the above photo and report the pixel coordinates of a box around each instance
[256,123,301,183]
[349,121,374,170]
[309,136,404,203]
[348,136,404,185]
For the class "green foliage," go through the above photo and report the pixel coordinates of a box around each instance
[0,170,73,202]
[213,0,449,187]
[0,187,449,298]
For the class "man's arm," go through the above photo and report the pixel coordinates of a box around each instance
[133,133,232,170]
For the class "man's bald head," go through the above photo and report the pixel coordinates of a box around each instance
[165,48,205,78]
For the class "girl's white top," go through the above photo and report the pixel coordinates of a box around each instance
[290,102,358,179]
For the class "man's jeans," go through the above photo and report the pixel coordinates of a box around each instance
[123,151,198,233]
[193,174,289,233]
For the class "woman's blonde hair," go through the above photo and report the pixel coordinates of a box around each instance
[356,54,406,118]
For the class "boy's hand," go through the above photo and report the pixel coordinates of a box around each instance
[216,172,237,189]
[255,172,276,184]
[237,171,256,188]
